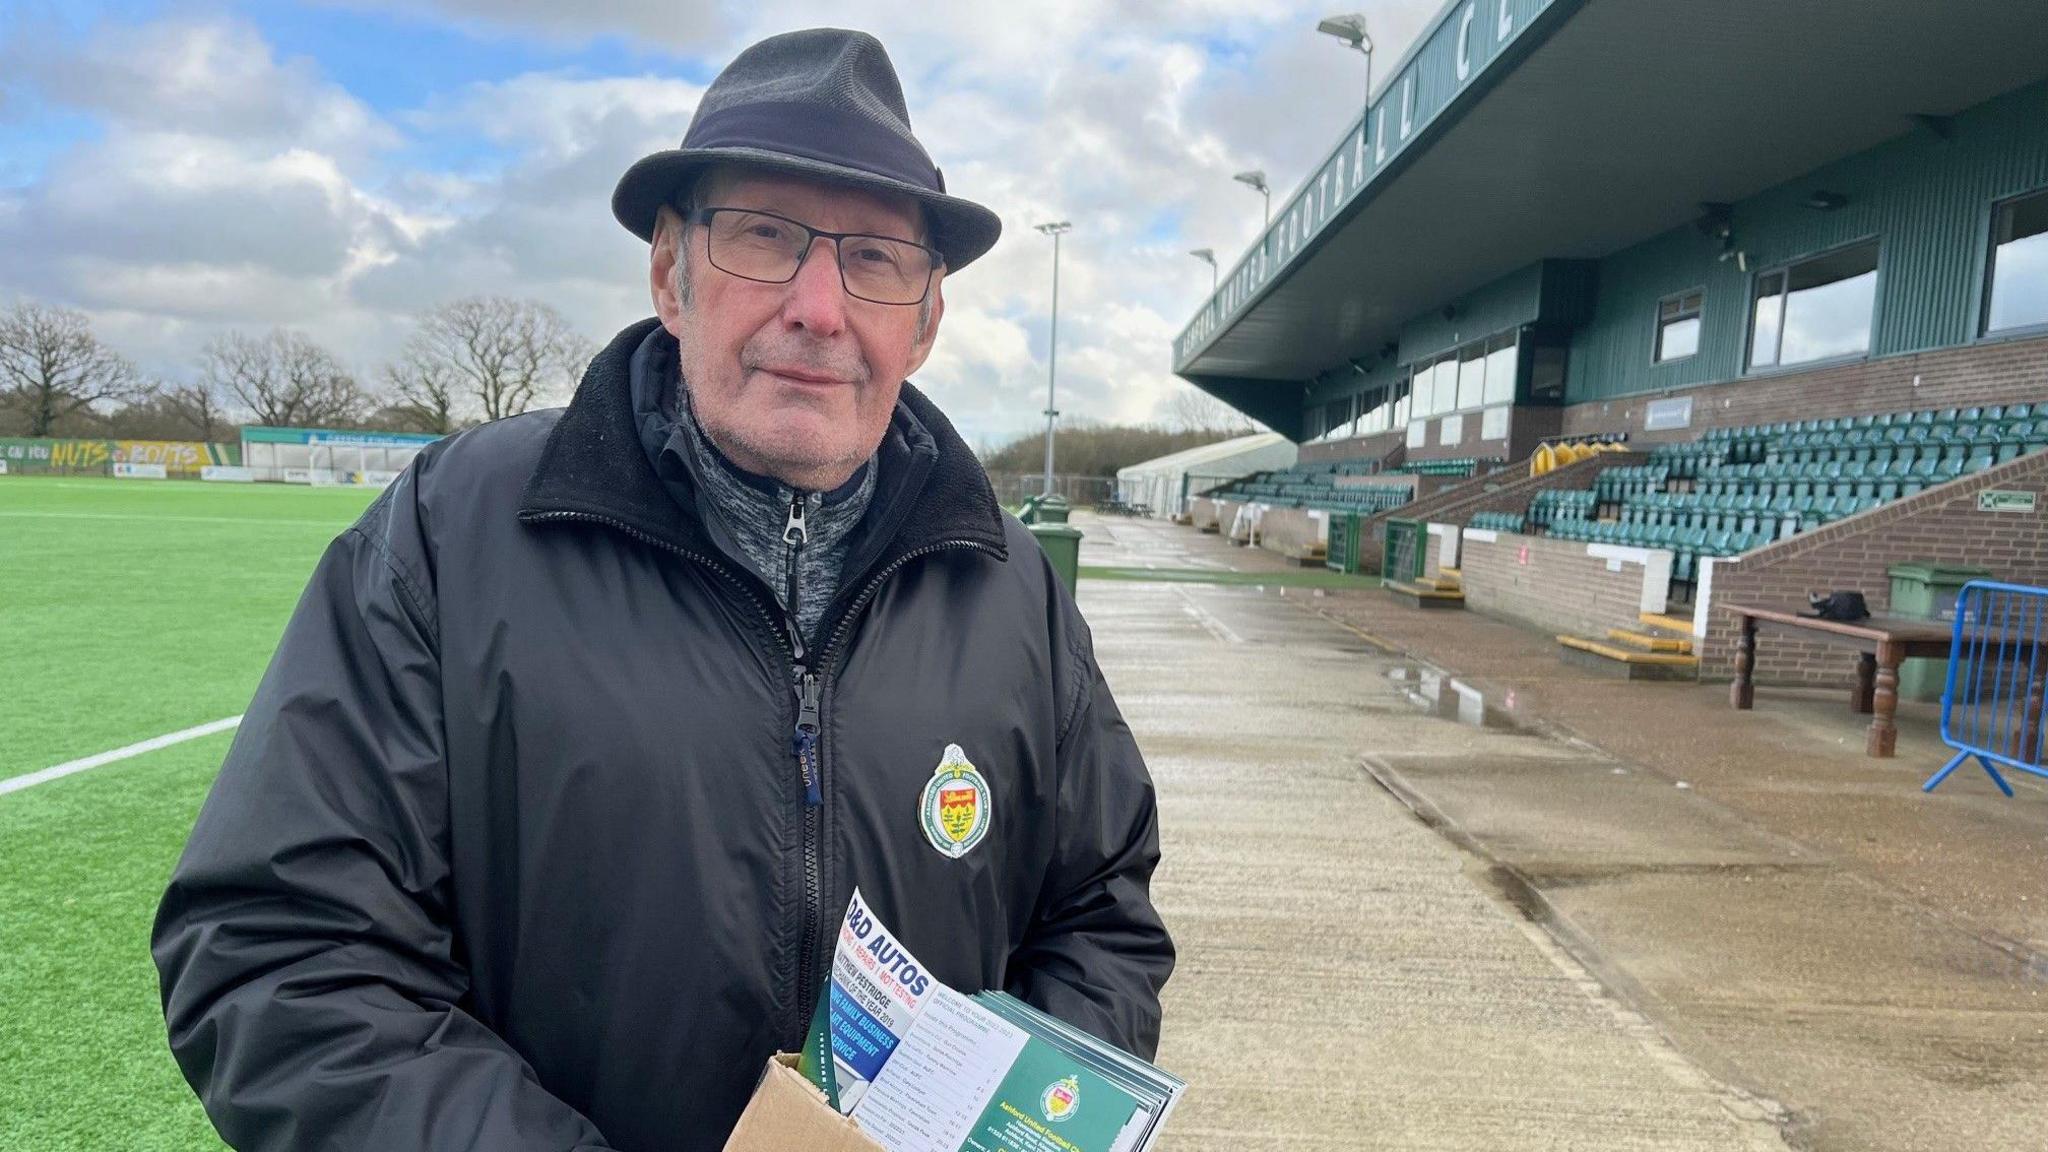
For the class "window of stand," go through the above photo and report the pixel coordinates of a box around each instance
[1985,188,2048,336]
[1406,331,1519,421]
[1748,240,1880,370]
[1312,377,1413,443]
[1654,290,1703,363]
[1320,396,1353,440]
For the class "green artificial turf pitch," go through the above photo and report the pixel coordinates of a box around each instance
[0,476,377,1150]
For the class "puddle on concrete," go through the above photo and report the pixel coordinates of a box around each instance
[1384,665,1534,733]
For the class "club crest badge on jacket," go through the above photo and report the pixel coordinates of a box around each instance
[919,744,991,858]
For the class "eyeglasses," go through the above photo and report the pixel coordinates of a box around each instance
[685,207,942,306]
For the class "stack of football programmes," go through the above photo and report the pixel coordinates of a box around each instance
[798,889,1184,1152]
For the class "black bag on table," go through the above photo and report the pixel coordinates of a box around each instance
[1808,590,1870,622]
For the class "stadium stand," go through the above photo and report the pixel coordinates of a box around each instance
[1167,1,2048,701]
[1524,406,2041,599]
[1387,457,1504,479]
[1204,464,1413,515]
[1467,511,1525,533]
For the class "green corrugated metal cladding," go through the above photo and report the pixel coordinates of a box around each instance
[1567,78,2048,405]
[1400,259,1594,364]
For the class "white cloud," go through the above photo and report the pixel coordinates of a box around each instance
[0,14,418,382]
[3,16,397,161]
[318,0,730,50]
[0,1,1447,447]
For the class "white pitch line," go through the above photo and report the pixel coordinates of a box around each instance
[0,716,242,797]
[1176,586,1245,644]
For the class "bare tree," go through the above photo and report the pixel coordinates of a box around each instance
[0,301,151,437]
[407,297,591,423]
[201,330,367,429]
[383,346,463,435]
[162,379,236,441]
[1162,386,1257,436]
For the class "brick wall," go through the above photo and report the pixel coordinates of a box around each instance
[1460,531,1665,639]
[1509,405,1565,465]
[1404,411,1514,462]
[1699,451,2048,684]
[1393,450,1633,530]
[1215,499,1247,540]
[1256,507,1327,561]
[1562,332,2048,445]
[1338,451,1626,572]
[1299,429,1405,466]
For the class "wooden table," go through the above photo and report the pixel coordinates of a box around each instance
[1719,603,1961,758]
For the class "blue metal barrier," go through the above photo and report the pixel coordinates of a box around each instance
[1923,579,2048,795]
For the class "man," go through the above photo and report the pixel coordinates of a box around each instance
[152,27,1173,1152]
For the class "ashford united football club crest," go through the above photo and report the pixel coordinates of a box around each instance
[1041,1075,1080,1123]
[918,744,990,859]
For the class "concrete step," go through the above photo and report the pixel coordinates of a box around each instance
[1387,579,1466,609]
[1638,611,1696,635]
[1556,634,1699,681]
[1605,627,1694,654]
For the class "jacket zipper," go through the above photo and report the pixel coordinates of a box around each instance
[522,508,816,1033]
[782,492,829,1024]
[794,537,1003,1024]
[526,507,1001,1040]
[785,494,821,801]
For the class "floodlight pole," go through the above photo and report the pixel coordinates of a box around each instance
[1189,248,1218,292]
[1035,221,1073,498]
[1316,13,1375,106]
[1233,170,1271,228]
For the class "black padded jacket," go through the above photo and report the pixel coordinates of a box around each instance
[151,317,1174,1152]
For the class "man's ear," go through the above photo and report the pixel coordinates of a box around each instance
[902,278,945,378]
[650,208,686,337]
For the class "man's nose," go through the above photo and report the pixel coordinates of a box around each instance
[779,237,849,336]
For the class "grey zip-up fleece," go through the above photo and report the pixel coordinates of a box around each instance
[628,326,875,645]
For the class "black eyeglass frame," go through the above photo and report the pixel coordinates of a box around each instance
[682,206,943,306]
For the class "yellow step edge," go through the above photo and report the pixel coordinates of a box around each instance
[1637,611,1697,634]
[1437,566,1462,577]
[1605,628,1694,653]
[1556,635,1699,666]
[1390,580,1465,600]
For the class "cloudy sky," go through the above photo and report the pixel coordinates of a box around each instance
[0,0,1440,448]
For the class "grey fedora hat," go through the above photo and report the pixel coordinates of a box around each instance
[612,28,1002,272]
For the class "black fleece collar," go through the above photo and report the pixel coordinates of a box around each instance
[521,317,1008,568]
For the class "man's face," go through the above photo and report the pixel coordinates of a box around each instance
[651,167,945,492]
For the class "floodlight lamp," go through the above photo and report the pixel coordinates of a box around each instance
[1034,221,1072,236]
[1232,170,1269,194]
[1188,247,1216,266]
[1316,14,1372,53]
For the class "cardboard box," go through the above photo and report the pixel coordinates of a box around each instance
[722,1053,885,1152]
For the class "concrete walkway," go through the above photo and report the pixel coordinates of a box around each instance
[1076,515,1791,1151]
